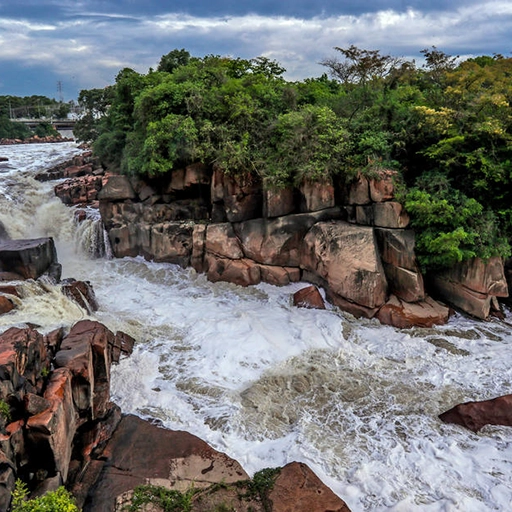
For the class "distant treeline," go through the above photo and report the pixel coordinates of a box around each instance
[74,47,512,270]
[0,95,71,139]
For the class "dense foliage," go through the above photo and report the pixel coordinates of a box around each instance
[77,47,512,270]
[11,480,79,512]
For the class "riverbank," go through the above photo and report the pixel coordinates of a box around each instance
[1,142,512,511]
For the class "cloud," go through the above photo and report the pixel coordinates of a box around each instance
[0,2,511,97]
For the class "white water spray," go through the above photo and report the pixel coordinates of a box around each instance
[1,143,511,511]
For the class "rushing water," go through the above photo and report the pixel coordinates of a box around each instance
[1,142,512,511]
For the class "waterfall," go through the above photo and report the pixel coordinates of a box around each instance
[73,208,113,260]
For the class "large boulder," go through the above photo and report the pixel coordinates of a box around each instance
[98,175,136,201]
[429,257,509,319]
[234,208,343,267]
[301,221,388,309]
[439,394,512,432]
[374,228,425,302]
[82,414,249,512]
[263,187,295,218]
[0,238,60,280]
[376,295,450,328]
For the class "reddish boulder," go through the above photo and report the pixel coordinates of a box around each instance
[61,280,99,313]
[346,173,370,205]
[263,187,295,218]
[260,265,301,286]
[26,368,77,481]
[376,295,450,328]
[55,320,114,420]
[439,394,512,432]
[0,295,14,315]
[293,285,326,309]
[82,414,248,512]
[269,462,351,512]
[206,255,261,287]
[301,221,388,309]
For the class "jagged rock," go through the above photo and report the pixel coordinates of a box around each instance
[374,228,419,270]
[148,222,194,267]
[429,257,509,319]
[234,208,343,267]
[82,414,249,512]
[0,238,60,280]
[211,167,262,222]
[376,294,450,328]
[54,320,114,420]
[269,462,351,512]
[191,224,207,273]
[263,187,295,218]
[110,332,135,365]
[355,205,374,226]
[54,175,106,206]
[381,264,425,303]
[299,178,335,213]
[301,221,388,309]
[0,326,48,394]
[98,175,136,201]
[26,368,77,482]
[0,450,15,512]
[61,279,99,313]
[293,285,326,309]
[439,394,512,432]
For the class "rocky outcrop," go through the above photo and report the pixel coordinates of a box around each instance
[50,160,509,326]
[0,320,134,507]
[0,238,60,281]
[301,221,387,312]
[429,257,509,319]
[439,394,512,432]
[0,320,350,512]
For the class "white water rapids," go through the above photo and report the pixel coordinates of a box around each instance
[1,142,511,511]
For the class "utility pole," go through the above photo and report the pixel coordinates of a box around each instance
[57,81,64,103]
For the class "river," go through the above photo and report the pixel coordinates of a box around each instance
[0,142,511,511]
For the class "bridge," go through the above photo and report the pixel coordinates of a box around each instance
[14,117,78,130]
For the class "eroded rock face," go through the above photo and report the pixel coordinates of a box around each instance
[429,257,509,319]
[301,221,388,309]
[439,394,512,432]
[234,208,343,267]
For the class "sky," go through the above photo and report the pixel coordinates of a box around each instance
[0,1,511,101]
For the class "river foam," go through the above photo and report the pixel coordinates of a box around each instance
[1,142,511,511]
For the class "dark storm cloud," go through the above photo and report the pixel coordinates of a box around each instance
[0,1,511,98]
